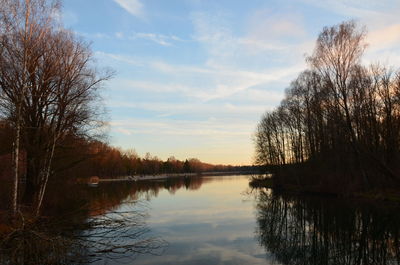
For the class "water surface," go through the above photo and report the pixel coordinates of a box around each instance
[93,175,400,265]
[128,175,267,265]
[3,175,400,265]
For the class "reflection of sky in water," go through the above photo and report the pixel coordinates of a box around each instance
[98,175,275,265]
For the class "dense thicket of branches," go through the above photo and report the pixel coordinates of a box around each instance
[0,0,110,216]
[255,21,400,193]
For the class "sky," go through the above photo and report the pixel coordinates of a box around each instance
[62,0,400,165]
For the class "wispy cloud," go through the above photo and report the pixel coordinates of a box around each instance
[113,0,144,18]
[91,31,186,46]
[75,32,111,39]
[191,11,311,65]
[109,79,285,104]
[96,50,302,102]
[110,118,255,139]
[107,100,269,117]
[245,9,306,41]
[95,51,144,66]
[150,61,303,101]
[299,0,400,66]
[114,128,133,135]
[367,24,400,52]
[299,0,385,18]
[298,0,400,47]
[364,22,400,68]
[131,32,185,46]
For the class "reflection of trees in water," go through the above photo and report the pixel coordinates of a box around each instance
[80,203,166,263]
[1,176,209,264]
[0,181,170,264]
[133,176,210,198]
[256,190,400,265]
[0,204,166,265]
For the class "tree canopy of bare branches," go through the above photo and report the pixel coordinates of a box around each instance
[255,21,400,193]
[0,0,112,216]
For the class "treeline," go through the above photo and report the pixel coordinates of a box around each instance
[255,21,400,193]
[0,123,257,182]
[59,139,256,178]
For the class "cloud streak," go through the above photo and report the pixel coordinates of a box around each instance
[113,0,144,17]
[110,117,255,138]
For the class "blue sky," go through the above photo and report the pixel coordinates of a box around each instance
[62,0,400,165]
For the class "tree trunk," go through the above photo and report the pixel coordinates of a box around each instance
[23,154,38,204]
[34,136,56,217]
[11,112,20,216]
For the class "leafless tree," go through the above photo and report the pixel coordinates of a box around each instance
[255,21,400,193]
[0,0,112,217]
[0,0,59,216]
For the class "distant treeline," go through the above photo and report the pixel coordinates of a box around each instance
[58,139,259,178]
[0,124,258,182]
[255,21,400,194]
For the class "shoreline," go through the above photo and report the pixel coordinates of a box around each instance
[250,179,400,203]
[97,171,258,183]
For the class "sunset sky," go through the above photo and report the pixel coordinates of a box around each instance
[62,0,400,165]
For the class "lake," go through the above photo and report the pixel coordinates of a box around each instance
[89,175,400,265]
[2,175,400,264]
[124,175,266,265]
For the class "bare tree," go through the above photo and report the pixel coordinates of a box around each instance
[0,0,112,217]
[255,21,400,193]
[307,21,367,158]
[0,0,60,216]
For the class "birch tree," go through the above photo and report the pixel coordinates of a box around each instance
[0,0,111,217]
[0,0,58,216]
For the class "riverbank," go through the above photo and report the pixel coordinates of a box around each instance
[249,176,400,203]
[249,177,273,189]
[97,171,257,183]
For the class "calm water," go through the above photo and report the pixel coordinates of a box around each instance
[91,175,400,265]
[124,175,267,265]
[2,175,400,264]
